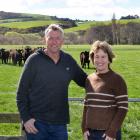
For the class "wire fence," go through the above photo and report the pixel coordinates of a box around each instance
[69,97,140,102]
[68,98,140,140]
[0,98,140,140]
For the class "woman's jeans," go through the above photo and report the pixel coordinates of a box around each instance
[25,120,68,140]
[88,129,121,140]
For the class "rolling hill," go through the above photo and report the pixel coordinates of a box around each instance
[1,11,140,34]
[0,11,76,34]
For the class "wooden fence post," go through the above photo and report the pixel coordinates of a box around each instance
[0,113,26,140]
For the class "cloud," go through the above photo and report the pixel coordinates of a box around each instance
[24,0,49,6]
[0,0,139,21]
[35,3,140,21]
[31,7,112,20]
[0,0,25,12]
[58,0,132,20]
[66,0,113,7]
[0,0,50,12]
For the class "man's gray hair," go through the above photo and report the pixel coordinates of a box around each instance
[45,24,64,38]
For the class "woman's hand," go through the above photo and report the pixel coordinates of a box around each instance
[102,134,116,140]
[84,130,90,140]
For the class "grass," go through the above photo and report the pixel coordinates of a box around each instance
[118,19,140,24]
[0,20,59,29]
[64,21,112,33]
[1,17,140,32]
[0,45,140,139]
[65,18,140,33]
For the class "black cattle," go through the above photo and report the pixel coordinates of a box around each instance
[80,51,90,69]
[16,49,23,66]
[0,48,10,64]
[23,48,32,63]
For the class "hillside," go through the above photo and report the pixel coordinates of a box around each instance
[0,11,76,34]
[65,18,140,33]
[0,11,140,45]
[1,11,140,34]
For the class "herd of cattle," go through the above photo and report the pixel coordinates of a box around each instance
[0,47,40,66]
[0,47,90,68]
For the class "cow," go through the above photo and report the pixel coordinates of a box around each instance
[0,48,10,64]
[80,51,90,69]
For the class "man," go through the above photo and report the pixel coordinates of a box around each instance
[16,24,87,140]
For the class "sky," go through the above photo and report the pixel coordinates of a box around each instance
[0,0,140,21]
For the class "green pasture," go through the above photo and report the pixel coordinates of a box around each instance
[1,17,140,32]
[0,20,59,29]
[0,45,140,139]
[119,18,140,24]
[65,18,140,33]
[64,21,111,33]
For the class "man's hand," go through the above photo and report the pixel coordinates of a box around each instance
[84,131,90,140]
[24,118,38,134]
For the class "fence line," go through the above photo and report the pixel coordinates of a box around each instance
[128,98,140,102]
[68,97,140,102]
[0,98,140,140]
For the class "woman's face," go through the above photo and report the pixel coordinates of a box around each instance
[93,49,110,73]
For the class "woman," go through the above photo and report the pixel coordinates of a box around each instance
[82,41,128,140]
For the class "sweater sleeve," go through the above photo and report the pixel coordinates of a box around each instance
[105,75,128,138]
[81,101,88,133]
[81,78,92,133]
[16,55,36,123]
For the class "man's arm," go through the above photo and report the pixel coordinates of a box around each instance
[16,55,35,123]
[72,59,87,87]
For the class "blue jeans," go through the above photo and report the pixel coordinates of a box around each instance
[26,120,68,140]
[88,129,121,140]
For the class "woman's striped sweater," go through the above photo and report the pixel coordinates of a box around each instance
[82,70,128,138]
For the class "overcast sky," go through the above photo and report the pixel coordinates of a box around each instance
[0,0,140,21]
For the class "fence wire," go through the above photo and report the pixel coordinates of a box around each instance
[0,98,140,140]
[68,98,140,140]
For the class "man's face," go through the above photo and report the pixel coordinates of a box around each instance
[45,30,64,54]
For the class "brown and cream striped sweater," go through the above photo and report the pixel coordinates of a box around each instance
[82,70,128,138]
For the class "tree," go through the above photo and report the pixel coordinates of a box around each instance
[84,25,113,44]
[119,23,140,44]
